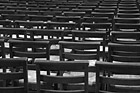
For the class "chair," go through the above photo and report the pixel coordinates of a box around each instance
[28,28,64,55]
[0,27,27,41]
[1,14,27,21]
[72,30,107,60]
[35,60,89,93]
[63,11,86,17]
[108,43,140,62]
[116,13,140,18]
[9,40,50,65]
[113,23,140,31]
[0,39,5,58]
[59,41,101,92]
[111,31,140,44]
[0,58,28,93]
[0,20,12,28]
[47,21,77,30]
[0,9,15,14]
[14,20,46,29]
[82,17,109,23]
[40,11,62,16]
[81,22,111,34]
[28,15,53,22]
[96,61,140,93]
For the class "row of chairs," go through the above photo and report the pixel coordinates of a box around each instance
[1,55,140,93]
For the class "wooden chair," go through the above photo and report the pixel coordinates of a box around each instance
[82,17,109,23]
[28,15,53,22]
[72,30,107,60]
[113,23,140,31]
[14,20,46,29]
[47,21,77,30]
[96,61,140,93]
[0,27,27,41]
[81,22,111,36]
[59,41,101,92]
[28,28,64,55]
[108,43,140,62]
[118,9,139,13]
[1,14,27,21]
[0,9,15,14]
[0,39,5,58]
[0,20,12,28]
[40,11,62,16]
[9,40,50,66]
[63,11,86,17]
[111,31,140,44]
[35,60,89,93]
[16,10,41,15]
[117,13,140,18]
[0,58,28,93]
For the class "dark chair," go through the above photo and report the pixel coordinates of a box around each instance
[9,40,50,65]
[1,14,27,21]
[108,43,140,62]
[28,28,64,55]
[28,15,53,22]
[59,41,101,92]
[0,39,5,58]
[111,31,140,44]
[47,21,77,30]
[35,60,89,93]
[72,30,107,60]
[0,27,27,41]
[96,61,140,93]
[113,23,140,31]
[14,20,46,29]
[0,58,28,93]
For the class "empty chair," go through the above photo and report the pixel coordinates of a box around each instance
[117,13,140,18]
[47,21,77,30]
[35,60,89,93]
[16,10,41,15]
[1,14,27,21]
[59,41,101,92]
[0,9,15,14]
[28,29,64,55]
[111,31,140,44]
[0,27,27,41]
[0,58,28,93]
[82,22,111,34]
[96,61,140,93]
[9,40,50,66]
[40,11,62,16]
[108,43,140,62]
[28,15,53,22]
[63,11,86,17]
[113,23,140,31]
[0,20,12,28]
[14,20,47,29]
[82,17,109,23]
[0,39,5,58]
[72,30,107,60]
